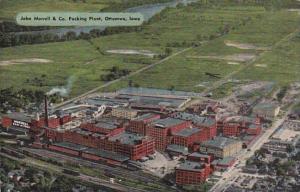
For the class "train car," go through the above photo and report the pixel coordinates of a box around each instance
[62,168,80,176]
[0,147,25,159]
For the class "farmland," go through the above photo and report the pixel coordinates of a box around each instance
[0,1,300,99]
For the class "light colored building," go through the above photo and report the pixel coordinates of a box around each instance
[111,107,137,120]
[252,103,280,120]
[200,136,242,158]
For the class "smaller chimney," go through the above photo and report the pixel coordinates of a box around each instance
[44,95,49,127]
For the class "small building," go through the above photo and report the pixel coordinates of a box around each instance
[187,152,212,164]
[176,161,211,185]
[111,107,138,120]
[211,156,236,171]
[200,136,242,158]
[166,144,189,156]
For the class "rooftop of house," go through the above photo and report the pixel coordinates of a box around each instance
[201,136,240,149]
[152,117,186,128]
[177,161,205,172]
[173,127,200,137]
[172,112,216,127]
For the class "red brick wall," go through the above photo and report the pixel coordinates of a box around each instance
[48,145,79,156]
[1,117,12,128]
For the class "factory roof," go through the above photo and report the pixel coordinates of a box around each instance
[85,97,128,107]
[109,132,146,145]
[117,94,189,108]
[5,112,32,123]
[83,148,129,162]
[173,128,200,137]
[153,117,186,128]
[166,144,189,155]
[177,161,205,172]
[118,87,202,98]
[201,136,240,149]
[172,112,215,127]
[189,152,210,159]
[134,113,158,121]
[95,121,118,130]
[212,156,235,166]
[53,142,87,151]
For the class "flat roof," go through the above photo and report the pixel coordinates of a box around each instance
[201,136,240,149]
[134,113,157,121]
[172,112,215,127]
[53,141,87,151]
[173,128,200,137]
[95,122,118,130]
[83,148,129,162]
[108,132,146,145]
[213,156,235,166]
[5,113,32,123]
[153,117,186,128]
[189,152,210,158]
[118,87,202,98]
[177,161,205,172]
[166,144,189,155]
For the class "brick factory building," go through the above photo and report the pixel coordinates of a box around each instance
[200,136,242,158]
[176,161,211,185]
[147,117,191,151]
[127,113,160,135]
[171,128,202,148]
[171,112,217,140]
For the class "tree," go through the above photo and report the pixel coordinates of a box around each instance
[165,47,172,56]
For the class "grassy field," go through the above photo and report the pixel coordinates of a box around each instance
[1,2,299,99]
[102,7,300,94]
[1,3,263,97]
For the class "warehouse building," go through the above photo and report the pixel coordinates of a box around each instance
[176,161,211,185]
[147,117,191,151]
[200,136,242,158]
[127,113,160,135]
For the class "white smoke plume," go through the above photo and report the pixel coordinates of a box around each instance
[46,76,75,97]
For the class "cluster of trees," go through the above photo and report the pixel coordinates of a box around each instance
[100,66,131,82]
[0,87,45,113]
[0,23,143,48]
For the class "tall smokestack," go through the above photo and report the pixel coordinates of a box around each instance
[44,95,49,127]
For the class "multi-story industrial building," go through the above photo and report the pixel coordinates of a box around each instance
[127,113,160,135]
[200,136,242,158]
[147,117,191,151]
[176,161,211,185]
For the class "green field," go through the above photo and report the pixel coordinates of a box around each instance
[102,7,300,93]
[1,2,300,99]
